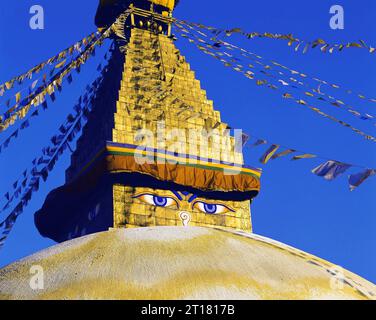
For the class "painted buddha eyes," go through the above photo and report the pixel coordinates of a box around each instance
[192,201,234,214]
[133,194,179,208]
[133,193,234,214]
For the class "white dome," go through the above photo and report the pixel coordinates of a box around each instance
[0,226,375,300]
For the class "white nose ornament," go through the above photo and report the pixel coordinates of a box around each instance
[179,211,191,227]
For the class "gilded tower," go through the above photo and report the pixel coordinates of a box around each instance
[34,0,261,242]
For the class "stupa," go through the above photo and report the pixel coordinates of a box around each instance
[0,0,375,300]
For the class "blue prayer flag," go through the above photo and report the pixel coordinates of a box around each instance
[312,160,351,181]
[348,169,376,191]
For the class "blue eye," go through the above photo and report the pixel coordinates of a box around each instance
[133,194,178,208]
[153,196,168,207]
[193,201,234,214]
[203,203,217,214]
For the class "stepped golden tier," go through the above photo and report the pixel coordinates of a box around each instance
[0,0,375,300]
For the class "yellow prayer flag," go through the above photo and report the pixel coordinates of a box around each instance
[256,80,267,86]
[55,59,66,69]
[347,42,362,48]
[292,154,317,161]
[15,92,21,103]
[5,81,13,90]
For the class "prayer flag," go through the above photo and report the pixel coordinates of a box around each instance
[348,169,376,191]
[312,160,351,181]
[253,139,268,147]
[15,92,21,103]
[260,145,280,164]
[271,149,296,160]
[292,154,317,161]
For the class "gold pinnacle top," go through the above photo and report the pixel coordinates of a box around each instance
[100,0,178,10]
[96,0,179,27]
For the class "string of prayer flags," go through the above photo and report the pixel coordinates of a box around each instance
[0,66,107,249]
[241,133,375,190]
[0,12,123,132]
[0,32,99,101]
[176,19,376,106]
[174,22,376,127]
[176,18,376,56]
[242,53,376,124]
[0,46,113,213]
[173,23,376,143]
[112,9,132,40]
[0,29,110,133]
[1,119,80,238]
[0,49,112,154]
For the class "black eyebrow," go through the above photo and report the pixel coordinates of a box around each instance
[110,172,257,201]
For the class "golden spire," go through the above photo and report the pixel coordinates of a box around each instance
[96,0,179,27]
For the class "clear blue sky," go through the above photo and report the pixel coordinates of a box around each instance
[0,0,375,284]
